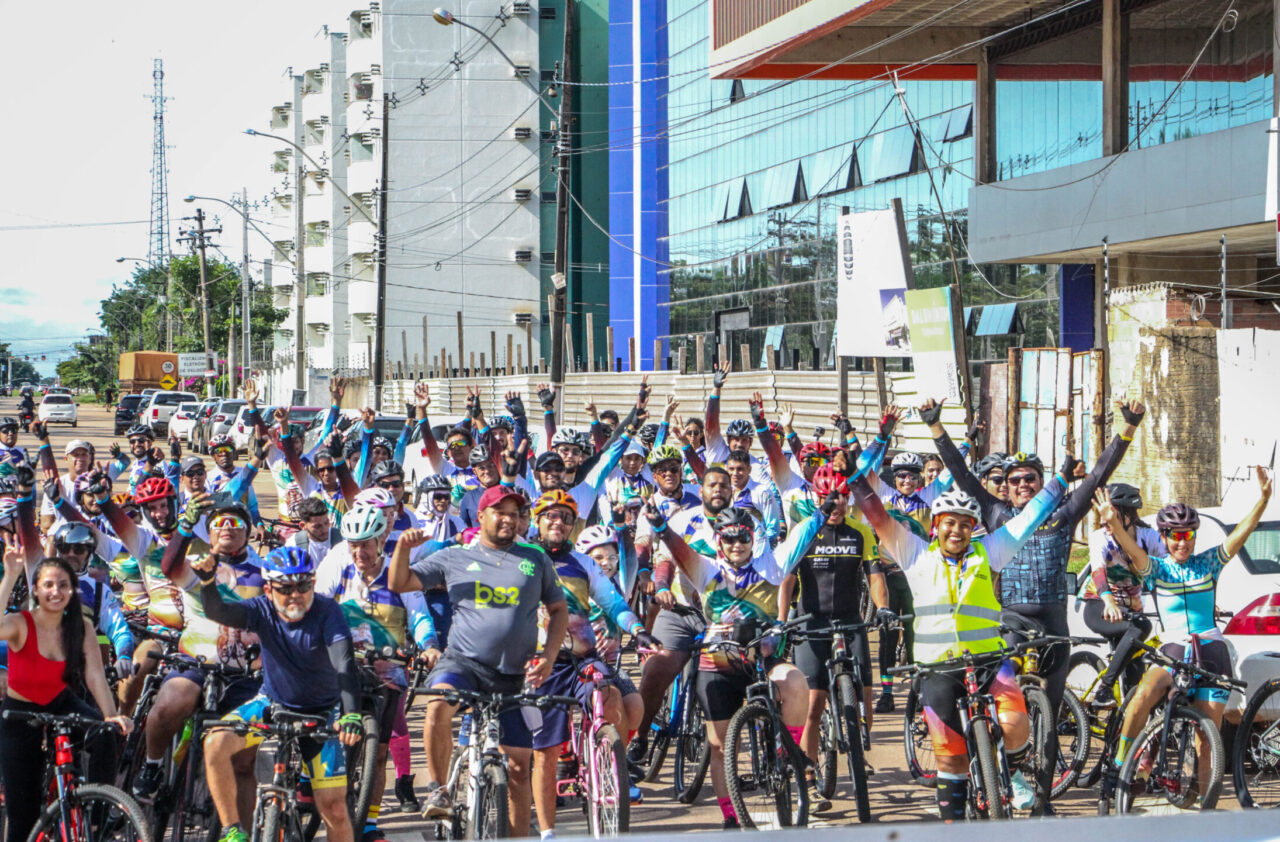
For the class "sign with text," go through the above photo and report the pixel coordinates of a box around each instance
[835,208,911,358]
[177,353,206,377]
[905,286,962,404]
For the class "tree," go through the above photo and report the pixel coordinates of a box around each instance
[0,342,39,385]
[56,341,115,395]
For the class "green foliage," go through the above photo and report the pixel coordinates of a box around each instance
[0,342,39,384]
[56,341,115,395]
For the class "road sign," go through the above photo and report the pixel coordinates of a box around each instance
[161,360,175,374]
[159,374,177,390]
[177,353,206,377]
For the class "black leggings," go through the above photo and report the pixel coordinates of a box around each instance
[878,573,915,680]
[0,691,117,842]
[1082,599,1152,692]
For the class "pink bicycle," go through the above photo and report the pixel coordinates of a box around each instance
[555,662,630,837]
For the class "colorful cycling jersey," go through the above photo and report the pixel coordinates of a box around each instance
[729,479,784,543]
[0,443,27,468]
[79,574,134,659]
[541,545,641,656]
[795,520,879,623]
[113,521,212,631]
[1084,526,1165,607]
[1145,546,1229,643]
[653,506,755,607]
[209,467,261,523]
[599,471,656,523]
[635,488,701,551]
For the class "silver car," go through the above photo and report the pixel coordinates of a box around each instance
[206,399,246,446]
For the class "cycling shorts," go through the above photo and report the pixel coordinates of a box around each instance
[918,659,1026,760]
[651,608,706,654]
[532,655,634,750]
[222,695,347,791]
[1159,640,1232,704]
[427,652,532,749]
[793,626,871,691]
[163,667,262,715]
[695,664,753,722]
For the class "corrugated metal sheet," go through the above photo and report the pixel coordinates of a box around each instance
[1017,348,1072,468]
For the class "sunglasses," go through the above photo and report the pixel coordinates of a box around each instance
[376,480,404,489]
[128,438,150,446]
[447,441,470,450]
[210,514,247,530]
[718,528,752,545]
[985,474,1007,485]
[538,465,566,474]
[652,463,681,474]
[540,510,576,524]
[894,471,920,480]
[315,465,336,474]
[1166,529,1196,542]
[271,579,314,596]
[211,446,234,455]
[57,544,92,556]
[184,468,207,477]
[1006,474,1039,486]
[803,456,828,466]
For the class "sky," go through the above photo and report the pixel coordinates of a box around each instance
[0,1,360,378]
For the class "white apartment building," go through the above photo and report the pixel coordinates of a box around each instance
[264,0,544,402]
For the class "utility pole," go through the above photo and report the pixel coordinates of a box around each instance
[373,93,390,412]
[293,74,307,394]
[240,187,251,392]
[179,208,220,398]
[550,6,573,388]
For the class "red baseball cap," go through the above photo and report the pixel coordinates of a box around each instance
[478,485,528,513]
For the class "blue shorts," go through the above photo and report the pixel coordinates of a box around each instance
[531,656,632,751]
[222,695,348,791]
[1161,640,1233,704]
[428,653,532,749]
[163,666,261,714]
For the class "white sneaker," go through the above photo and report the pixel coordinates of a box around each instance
[1009,770,1035,810]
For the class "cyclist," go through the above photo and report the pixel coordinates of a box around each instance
[1081,483,1163,708]
[207,434,263,521]
[641,495,831,830]
[923,455,945,484]
[455,445,512,528]
[526,489,658,836]
[316,502,437,842]
[703,363,771,485]
[777,465,888,811]
[973,453,1010,504]
[287,496,343,567]
[415,474,465,540]
[0,416,27,468]
[386,486,569,838]
[724,450,784,545]
[0,550,133,842]
[48,521,135,684]
[111,424,158,493]
[35,430,97,532]
[366,460,421,538]
[196,546,363,842]
[847,448,1077,819]
[1097,466,1272,800]
[600,438,656,523]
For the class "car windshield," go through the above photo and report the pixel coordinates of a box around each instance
[1241,523,1280,575]
[43,395,72,405]
[157,393,196,405]
[178,403,200,414]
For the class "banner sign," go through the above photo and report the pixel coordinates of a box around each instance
[177,353,206,377]
[835,208,911,358]
[905,287,962,404]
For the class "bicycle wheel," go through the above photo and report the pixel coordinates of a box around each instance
[172,737,219,842]
[1116,705,1224,814]
[725,703,800,830]
[346,713,381,828]
[1234,677,1280,808]
[969,721,1011,820]
[258,793,306,842]
[857,567,875,625]
[1051,689,1089,796]
[640,684,674,784]
[903,688,937,788]
[835,673,871,823]
[466,761,509,840]
[586,724,630,837]
[813,706,838,800]
[1020,684,1052,815]
[27,783,152,842]
[673,694,709,804]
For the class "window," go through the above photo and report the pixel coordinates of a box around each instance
[42,395,71,405]
[811,145,857,194]
[729,79,745,104]
[350,73,373,102]
[859,125,919,183]
[1241,524,1280,575]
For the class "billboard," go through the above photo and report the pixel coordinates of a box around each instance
[835,208,912,358]
[905,287,962,404]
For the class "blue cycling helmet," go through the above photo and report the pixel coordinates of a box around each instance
[262,546,315,582]
[492,415,515,432]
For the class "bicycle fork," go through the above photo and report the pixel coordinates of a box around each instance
[963,666,1012,815]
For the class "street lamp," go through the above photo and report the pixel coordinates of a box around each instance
[431,8,550,104]
[244,130,376,225]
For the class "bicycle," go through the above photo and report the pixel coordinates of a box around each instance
[424,686,577,840]
[339,647,400,833]
[1109,636,1245,815]
[1232,659,1280,807]
[6,709,152,842]
[722,613,814,830]
[635,623,710,804]
[553,659,630,837]
[116,624,182,788]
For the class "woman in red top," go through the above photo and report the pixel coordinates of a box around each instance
[0,542,132,842]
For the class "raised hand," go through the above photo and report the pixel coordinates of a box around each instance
[86,470,111,498]
[878,405,903,440]
[1092,487,1117,526]
[636,375,651,410]
[668,416,689,447]
[663,395,679,424]
[1058,452,1083,481]
[109,442,123,461]
[169,434,182,460]
[583,397,598,421]
[361,408,376,429]
[397,528,430,550]
[642,500,666,530]
[505,391,525,418]
[502,438,526,479]
[967,421,986,446]
[43,476,61,504]
[242,379,258,407]
[190,552,218,583]
[748,391,766,429]
[829,412,853,438]
[330,376,346,403]
[327,432,344,459]
[1117,400,1145,428]
[917,399,944,427]
[832,449,854,478]
[253,436,270,462]
[712,360,730,390]
[274,406,291,428]
[536,383,556,411]
[779,402,795,431]
[414,381,431,410]
[1258,465,1274,501]
[30,420,48,442]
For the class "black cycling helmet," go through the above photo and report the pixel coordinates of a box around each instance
[1002,452,1044,476]
[418,474,451,495]
[491,415,514,432]
[468,445,492,467]
[638,423,660,448]
[208,492,253,525]
[369,459,405,482]
[974,454,1005,479]
[342,438,363,459]
[52,521,96,552]
[1106,483,1143,510]
[725,419,754,439]
[370,435,394,454]
[127,424,154,440]
[0,417,16,432]
[1156,502,1200,532]
[713,506,756,533]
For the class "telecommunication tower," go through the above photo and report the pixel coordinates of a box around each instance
[148,58,172,266]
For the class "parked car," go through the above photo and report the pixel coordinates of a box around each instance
[203,399,245,449]
[114,394,146,435]
[231,406,327,454]
[141,391,198,436]
[189,398,221,453]
[168,402,203,443]
[37,394,77,427]
[45,386,71,397]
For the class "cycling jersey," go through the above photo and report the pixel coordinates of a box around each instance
[541,545,642,656]
[1084,526,1165,608]
[795,520,879,623]
[79,573,134,660]
[598,470,656,523]
[1145,546,1230,643]
[653,506,765,607]
[209,466,261,524]
[728,479,783,544]
[0,443,27,468]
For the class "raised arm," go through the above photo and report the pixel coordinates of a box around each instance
[1223,466,1274,560]
[921,399,1004,530]
[643,504,713,588]
[1093,488,1153,579]
[388,529,429,593]
[192,559,252,628]
[751,394,802,491]
[704,361,730,458]
[1058,401,1145,526]
[846,463,924,570]
[537,383,558,446]
[984,459,1075,570]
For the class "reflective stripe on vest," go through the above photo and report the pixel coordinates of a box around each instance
[909,542,1004,664]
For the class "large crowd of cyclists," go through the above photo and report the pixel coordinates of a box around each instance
[0,367,1273,841]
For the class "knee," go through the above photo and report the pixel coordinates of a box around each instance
[315,791,350,824]
[505,753,532,786]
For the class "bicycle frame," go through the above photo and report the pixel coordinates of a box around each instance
[960,662,1012,816]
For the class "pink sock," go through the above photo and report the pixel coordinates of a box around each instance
[787,725,805,746]
[717,797,737,820]
[390,734,412,777]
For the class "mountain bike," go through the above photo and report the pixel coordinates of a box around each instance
[635,626,710,803]
[1232,660,1280,807]
[8,710,152,842]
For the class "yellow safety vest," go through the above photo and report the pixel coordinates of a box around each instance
[906,541,1004,664]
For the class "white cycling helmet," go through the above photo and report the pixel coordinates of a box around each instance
[930,490,981,522]
[354,486,397,509]
[551,427,586,452]
[574,524,617,556]
[341,504,391,541]
[891,452,924,473]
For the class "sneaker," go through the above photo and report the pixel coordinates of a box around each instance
[217,827,248,842]
[361,830,389,842]
[132,762,163,801]
[807,780,832,813]
[394,774,420,813]
[423,784,452,819]
[626,734,649,766]
[629,783,643,804]
[874,692,895,714]
[627,758,646,784]
[721,815,740,830]
[1010,770,1035,810]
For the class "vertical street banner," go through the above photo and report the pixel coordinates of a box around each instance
[835,208,912,358]
[905,287,962,403]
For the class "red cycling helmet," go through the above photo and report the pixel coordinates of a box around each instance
[799,442,832,461]
[811,465,848,497]
[134,476,178,530]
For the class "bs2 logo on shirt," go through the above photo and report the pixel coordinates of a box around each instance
[475,583,520,607]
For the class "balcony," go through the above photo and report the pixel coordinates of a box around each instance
[346,34,379,79]
[348,279,377,317]
[301,89,328,125]
[270,195,293,222]
[346,96,380,136]
[347,159,378,196]
[305,293,333,327]
[304,245,332,275]
[270,104,291,131]
[348,220,377,256]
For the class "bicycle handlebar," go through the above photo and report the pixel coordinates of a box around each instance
[420,687,579,712]
[1131,639,1248,690]
[1,709,123,734]
[886,638,1044,677]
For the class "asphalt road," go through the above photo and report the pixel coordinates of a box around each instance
[38,402,1217,837]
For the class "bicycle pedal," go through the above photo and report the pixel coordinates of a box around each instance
[555,780,578,798]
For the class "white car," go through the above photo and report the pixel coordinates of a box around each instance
[37,394,77,426]
[168,401,203,443]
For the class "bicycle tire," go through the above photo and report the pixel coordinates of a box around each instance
[970,720,1011,820]
[347,713,381,828]
[172,735,219,842]
[466,761,509,840]
[857,566,875,625]
[835,672,871,823]
[1116,705,1224,814]
[814,706,838,800]
[1052,688,1089,796]
[258,793,305,842]
[1021,684,1052,814]
[641,685,674,784]
[26,783,153,842]
[1234,677,1280,808]
[903,688,937,788]
[724,702,799,829]
[587,725,630,837]
[673,693,709,804]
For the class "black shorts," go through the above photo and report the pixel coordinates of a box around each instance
[695,666,753,722]
[793,624,872,691]
[162,667,261,715]
[651,608,706,653]
[1160,639,1233,703]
